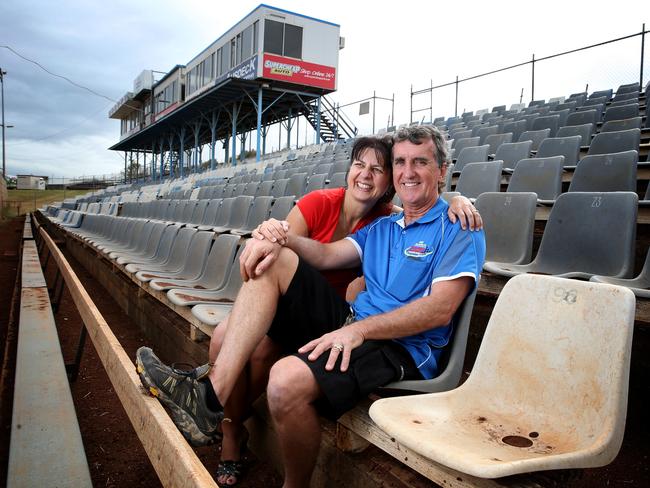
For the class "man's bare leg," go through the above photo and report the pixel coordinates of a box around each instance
[209,247,298,406]
[267,356,323,488]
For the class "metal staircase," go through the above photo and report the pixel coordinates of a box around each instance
[304,96,357,142]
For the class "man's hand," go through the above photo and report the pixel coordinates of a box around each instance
[298,325,365,372]
[239,238,282,281]
[252,218,290,245]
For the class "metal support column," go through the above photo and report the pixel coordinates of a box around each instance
[231,104,238,166]
[315,96,322,143]
[193,123,200,173]
[211,112,218,170]
[454,76,459,117]
[179,127,186,178]
[531,54,536,102]
[124,152,127,184]
[641,23,646,88]
[256,87,263,162]
[372,91,376,134]
[168,135,174,179]
[287,108,292,149]
[151,142,156,182]
[159,139,165,181]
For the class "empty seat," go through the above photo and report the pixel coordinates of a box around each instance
[475,192,537,265]
[493,140,532,170]
[453,145,490,173]
[603,103,639,123]
[452,136,480,156]
[269,196,296,221]
[125,226,198,274]
[271,178,289,198]
[589,89,613,100]
[196,199,223,230]
[531,114,560,137]
[304,174,328,194]
[506,156,564,203]
[591,248,650,298]
[568,150,638,192]
[501,120,526,142]
[286,173,308,198]
[327,172,347,189]
[473,125,499,144]
[213,195,253,233]
[518,128,550,152]
[600,117,643,133]
[370,273,635,478]
[587,128,641,156]
[483,192,637,279]
[548,108,570,127]
[483,132,513,155]
[566,108,599,127]
[536,135,581,167]
[230,196,274,236]
[450,129,472,142]
[556,123,594,146]
[455,161,503,199]
[255,180,274,196]
[616,82,639,94]
[612,91,639,103]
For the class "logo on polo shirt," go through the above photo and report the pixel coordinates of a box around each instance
[404,240,433,258]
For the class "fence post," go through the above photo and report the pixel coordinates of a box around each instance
[454,75,459,117]
[531,54,535,102]
[372,90,376,134]
[409,85,413,124]
[429,79,433,123]
[641,23,646,89]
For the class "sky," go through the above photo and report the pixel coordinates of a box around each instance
[1,0,648,179]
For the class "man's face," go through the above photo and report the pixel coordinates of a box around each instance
[392,138,446,210]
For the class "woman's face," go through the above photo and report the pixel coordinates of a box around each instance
[346,148,392,205]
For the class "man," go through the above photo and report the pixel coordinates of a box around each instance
[137,125,485,488]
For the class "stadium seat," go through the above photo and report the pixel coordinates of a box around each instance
[455,161,503,200]
[125,227,198,274]
[473,125,499,145]
[600,117,643,133]
[453,145,490,173]
[518,128,550,152]
[370,273,635,478]
[379,287,477,394]
[612,91,639,104]
[452,137,480,157]
[483,132,513,156]
[587,129,641,156]
[196,199,223,230]
[549,108,570,127]
[255,180,274,197]
[286,173,308,198]
[450,129,472,142]
[271,178,290,198]
[475,192,537,264]
[506,156,564,203]
[531,114,560,137]
[327,172,347,189]
[589,89,613,100]
[501,120,527,142]
[591,249,650,298]
[568,151,638,192]
[304,174,328,194]
[230,196,274,236]
[616,82,640,94]
[536,135,581,167]
[268,196,296,220]
[566,109,599,127]
[556,123,594,146]
[149,234,239,292]
[483,192,637,279]
[603,103,639,123]
[114,223,179,265]
[494,140,532,170]
[213,195,253,233]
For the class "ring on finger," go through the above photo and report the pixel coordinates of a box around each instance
[332,343,344,352]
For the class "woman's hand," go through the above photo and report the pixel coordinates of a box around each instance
[252,218,290,245]
[447,195,482,231]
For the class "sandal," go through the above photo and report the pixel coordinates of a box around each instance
[216,459,246,486]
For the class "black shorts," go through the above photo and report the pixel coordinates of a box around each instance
[267,259,422,419]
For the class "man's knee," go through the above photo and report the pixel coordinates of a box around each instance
[267,357,319,418]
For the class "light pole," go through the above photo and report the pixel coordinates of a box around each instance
[1,68,7,181]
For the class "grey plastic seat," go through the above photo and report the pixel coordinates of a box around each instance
[589,89,612,100]
[483,192,637,279]
[502,120,526,142]
[453,145,490,174]
[110,222,168,261]
[507,156,564,203]
[286,173,308,198]
[135,230,214,282]
[568,150,638,192]
[600,117,643,133]
[169,200,186,223]
[603,103,639,123]
[97,219,151,254]
[125,226,198,274]
[196,199,222,230]
[255,180,274,197]
[187,199,209,226]
[450,129,472,143]
[566,109,598,127]
[473,125,499,144]
[271,178,289,198]
[452,137,480,156]
[213,195,253,233]
[475,192,537,264]
[483,132,512,156]
[591,248,650,298]
[115,223,181,266]
[587,128,641,156]
[243,182,259,196]
[493,140,531,170]
[455,161,503,200]
[269,196,296,220]
[304,174,328,194]
[536,135,580,168]
[168,245,246,308]
[230,196,274,236]
[615,82,639,95]
[531,114,560,137]
[612,91,638,103]
[210,197,235,231]
[149,234,239,292]
[556,123,594,146]
[548,108,570,127]
[518,128,550,152]
[379,287,477,394]
[327,172,347,189]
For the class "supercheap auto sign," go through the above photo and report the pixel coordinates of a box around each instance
[262,53,335,90]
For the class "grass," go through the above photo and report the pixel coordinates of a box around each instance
[2,189,94,218]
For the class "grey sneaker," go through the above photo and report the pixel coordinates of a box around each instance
[136,346,222,446]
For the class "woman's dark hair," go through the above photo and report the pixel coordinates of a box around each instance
[347,135,395,204]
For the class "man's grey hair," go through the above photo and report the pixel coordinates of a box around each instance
[392,125,449,168]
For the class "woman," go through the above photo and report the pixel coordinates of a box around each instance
[212,135,480,485]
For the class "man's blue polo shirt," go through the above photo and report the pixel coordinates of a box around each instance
[345,197,485,379]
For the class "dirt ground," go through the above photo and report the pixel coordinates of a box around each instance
[0,214,649,487]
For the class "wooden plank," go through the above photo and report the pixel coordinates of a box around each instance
[38,227,218,488]
[8,287,92,488]
[21,241,46,289]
